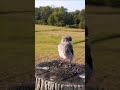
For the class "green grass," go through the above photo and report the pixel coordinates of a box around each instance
[35,25,85,64]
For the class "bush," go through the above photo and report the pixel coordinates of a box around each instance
[36,20,47,25]
[66,24,78,28]
[79,21,85,29]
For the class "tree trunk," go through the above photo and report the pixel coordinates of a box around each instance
[35,77,85,90]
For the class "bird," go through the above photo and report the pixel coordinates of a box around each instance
[58,36,74,62]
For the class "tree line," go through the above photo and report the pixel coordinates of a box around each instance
[35,6,85,29]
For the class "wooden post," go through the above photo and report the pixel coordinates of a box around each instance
[35,60,85,90]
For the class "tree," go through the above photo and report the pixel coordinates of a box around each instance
[40,6,53,24]
[79,19,85,29]
[79,9,85,29]
[73,10,81,25]
[52,7,67,26]
[35,6,85,28]
[47,14,56,25]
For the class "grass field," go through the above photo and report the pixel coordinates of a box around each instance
[35,25,85,64]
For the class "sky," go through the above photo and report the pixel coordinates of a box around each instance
[35,0,85,12]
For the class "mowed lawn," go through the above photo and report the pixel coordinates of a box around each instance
[35,25,85,64]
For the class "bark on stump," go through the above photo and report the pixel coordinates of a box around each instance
[35,60,85,90]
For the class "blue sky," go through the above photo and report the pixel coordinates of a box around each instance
[35,0,85,12]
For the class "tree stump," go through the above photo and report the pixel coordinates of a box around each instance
[35,60,85,90]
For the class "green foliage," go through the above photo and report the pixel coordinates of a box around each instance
[36,20,46,25]
[66,24,78,28]
[51,7,67,26]
[47,14,56,25]
[79,20,85,29]
[79,9,85,29]
[35,6,85,29]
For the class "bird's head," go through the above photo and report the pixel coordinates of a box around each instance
[61,36,72,43]
[66,36,72,43]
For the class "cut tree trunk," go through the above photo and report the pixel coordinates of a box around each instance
[35,60,85,90]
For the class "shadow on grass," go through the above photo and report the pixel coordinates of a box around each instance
[73,40,85,44]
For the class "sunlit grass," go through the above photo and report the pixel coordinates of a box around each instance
[35,24,84,32]
[35,25,85,64]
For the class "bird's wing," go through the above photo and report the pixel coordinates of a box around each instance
[65,43,74,55]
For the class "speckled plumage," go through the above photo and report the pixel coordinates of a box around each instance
[58,36,74,62]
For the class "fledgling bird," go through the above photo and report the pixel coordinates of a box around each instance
[58,36,74,62]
